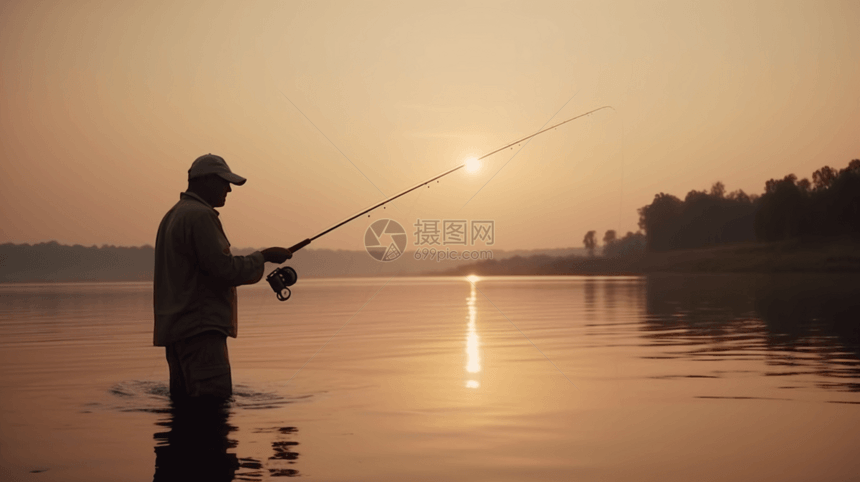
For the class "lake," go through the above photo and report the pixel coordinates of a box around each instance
[1,275,859,481]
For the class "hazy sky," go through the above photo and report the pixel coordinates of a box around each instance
[1,1,858,250]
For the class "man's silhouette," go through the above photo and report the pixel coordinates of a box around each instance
[153,154,291,403]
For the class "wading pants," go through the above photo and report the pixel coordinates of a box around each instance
[165,330,232,402]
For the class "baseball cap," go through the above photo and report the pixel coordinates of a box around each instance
[188,154,247,185]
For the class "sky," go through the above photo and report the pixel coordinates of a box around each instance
[1,0,858,251]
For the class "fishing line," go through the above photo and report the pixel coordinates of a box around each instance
[460,91,584,209]
[268,102,616,390]
[268,101,620,395]
[265,105,614,301]
[279,90,404,214]
[618,114,625,238]
[442,105,619,391]
[283,106,614,254]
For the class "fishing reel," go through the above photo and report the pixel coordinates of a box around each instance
[267,266,298,301]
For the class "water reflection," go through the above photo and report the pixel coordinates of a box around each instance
[643,274,860,393]
[153,401,300,481]
[465,276,481,388]
[153,401,239,481]
[584,277,597,320]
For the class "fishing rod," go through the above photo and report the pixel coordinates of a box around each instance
[267,105,613,300]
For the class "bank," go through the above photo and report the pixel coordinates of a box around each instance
[438,237,860,276]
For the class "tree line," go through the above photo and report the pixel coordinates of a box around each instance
[587,159,859,254]
[755,160,860,241]
[583,229,646,257]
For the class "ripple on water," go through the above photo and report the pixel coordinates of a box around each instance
[104,380,313,413]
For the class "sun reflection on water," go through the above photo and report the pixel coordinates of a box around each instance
[465,276,481,388]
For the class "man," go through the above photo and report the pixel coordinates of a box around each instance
[154,154,291,404]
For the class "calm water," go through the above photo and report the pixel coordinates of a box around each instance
[1,275,859,481]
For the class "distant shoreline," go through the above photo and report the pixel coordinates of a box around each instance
[433,237,860,276]
[0,242,586,282]
[3,239,858,283]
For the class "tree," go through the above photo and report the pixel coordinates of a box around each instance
[812,166,838,191]
[638,183,758,252]
[604,231,645,258]
[583,231,597,256]
[825,161,860,235]
[727,189,750,203]
[636,160,857,247]
[638,193,683,252]
[755,174,806,241]
[603,230,616,246]
[710,181,726,198]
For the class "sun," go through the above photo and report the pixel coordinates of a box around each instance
[464,157,481,173]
